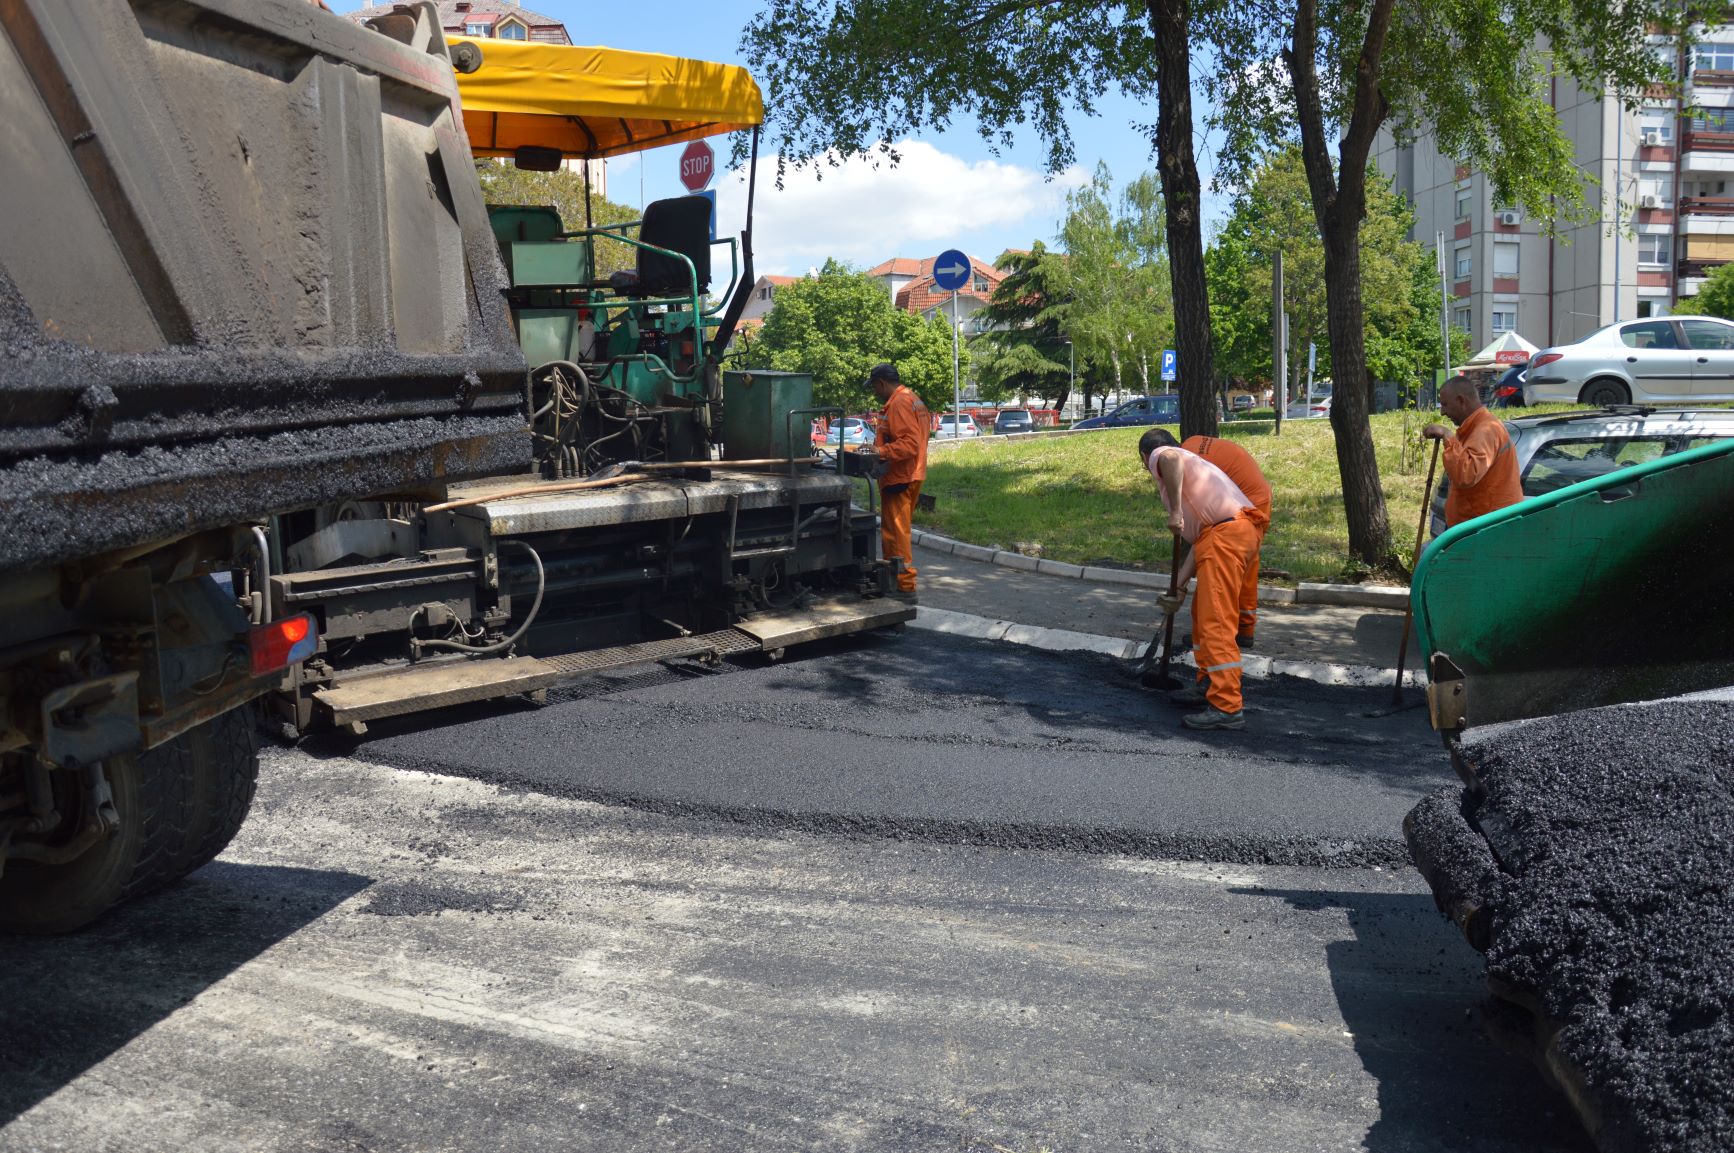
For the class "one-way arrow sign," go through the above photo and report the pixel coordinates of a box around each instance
[931,249,970,292]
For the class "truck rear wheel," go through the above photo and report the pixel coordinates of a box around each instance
[0,707,258,935]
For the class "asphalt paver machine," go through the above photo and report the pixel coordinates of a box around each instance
[270,32,907,733]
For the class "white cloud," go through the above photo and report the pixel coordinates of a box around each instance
[713,140,1088,276]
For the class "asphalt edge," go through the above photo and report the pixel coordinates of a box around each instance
[911,605,1426,689]
[911,528,1409,610]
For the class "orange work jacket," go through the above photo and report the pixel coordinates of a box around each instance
[1182,435,1272,532]
[1442,406,1524,527]
[875,385,930,489]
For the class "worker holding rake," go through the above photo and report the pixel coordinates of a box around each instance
[1140,428,1260,731]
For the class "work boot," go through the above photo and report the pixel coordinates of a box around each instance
[1182,706,1244,731]
[1237,633,1255,649]
[888,588,919,605]
[1168,680,1209,706]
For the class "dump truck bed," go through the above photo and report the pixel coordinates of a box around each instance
[0,0,528,573]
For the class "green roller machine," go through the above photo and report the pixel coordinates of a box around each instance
[1412,437,1734,732]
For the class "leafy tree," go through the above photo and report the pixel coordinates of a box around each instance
[1693,261,1734,322]
[1208,147,1438,395]
[1205,0,1678,563]
[475,160,642,277]
[969,243,1077,409]
[739,1,1222,438]
[741,259,962,411]
[1063,165,1174,403]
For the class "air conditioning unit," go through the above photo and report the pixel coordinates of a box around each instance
[1640,193,1662,209]
[1641,128,1664,146]
[1497,210,1522,226]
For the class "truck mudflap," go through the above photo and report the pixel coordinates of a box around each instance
[1404,693,1734,1153]
[308,598,914,730]
[1411,439,1734,732]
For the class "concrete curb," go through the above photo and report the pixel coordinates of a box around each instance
[911,606,1426,689]
[913,528,1408,611]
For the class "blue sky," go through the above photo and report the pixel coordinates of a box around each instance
[365,2,1229,275]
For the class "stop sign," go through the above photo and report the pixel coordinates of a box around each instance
[679,140,714,192]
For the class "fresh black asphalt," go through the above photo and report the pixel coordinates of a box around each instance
[1415,696,1734,1153]
[335,630,1453,868]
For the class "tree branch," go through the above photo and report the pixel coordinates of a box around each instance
[1338,0,1396,182]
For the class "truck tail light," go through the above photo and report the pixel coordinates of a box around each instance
[1531,352,1564,369]
[249,613,317,676]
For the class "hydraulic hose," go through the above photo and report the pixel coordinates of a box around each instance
[412,540,545,658]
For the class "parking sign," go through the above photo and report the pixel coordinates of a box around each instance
[1161,349,1177,382]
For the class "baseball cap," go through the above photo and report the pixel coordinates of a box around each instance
[867,363,900,385]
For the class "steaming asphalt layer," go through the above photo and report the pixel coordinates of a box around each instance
[338,629,1451,868]
[1412,697,1734,1153]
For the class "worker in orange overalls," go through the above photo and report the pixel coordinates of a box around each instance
[1423,375,1523,528]
[861,363,928,603]
[1140,427,1259,730]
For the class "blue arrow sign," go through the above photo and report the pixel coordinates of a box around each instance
[1161,349,1178,381]
[931,249,971,292]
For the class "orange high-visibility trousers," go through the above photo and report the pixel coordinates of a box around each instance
[881,481,921,593]
[1238,503,1270,642]
[1194,511,1261,715]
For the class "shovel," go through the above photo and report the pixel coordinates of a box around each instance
[1132,531,1186,690]
[1391,437,1441,705]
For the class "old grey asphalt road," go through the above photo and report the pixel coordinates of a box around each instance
[0,633,1590,1152]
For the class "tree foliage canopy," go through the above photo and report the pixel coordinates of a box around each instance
[1207,147,1444,387]
[1692,261,1734,323]
[969,243,1075,406]
[739,259,961,412]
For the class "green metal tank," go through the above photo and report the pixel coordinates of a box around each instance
[721,370,815,460]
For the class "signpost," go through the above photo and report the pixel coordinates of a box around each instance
[679,140,715,193]
[932,249,971,436]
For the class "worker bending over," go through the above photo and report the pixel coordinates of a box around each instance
[862,363,928,603]
[1140,428,1259,731]
[1142,428,1271,649]
[1423,375,1523,529]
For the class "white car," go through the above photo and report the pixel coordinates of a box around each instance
[934,413,980,439]
[1524,315,1734,406]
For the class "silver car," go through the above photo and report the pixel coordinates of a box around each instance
[1524,315,1734,406]
[1431,405,1734,535]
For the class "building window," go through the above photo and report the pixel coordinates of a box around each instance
[1637,176,1674,206]
[1637,116,1675,145]
[1491,309,1517,334]
[1695,43,1734,72]
[1690,110,1733,134]
[1454,246,1472,278]
[973,276,990,293]
[1493,243,1520,278]
[1455,190,1472,220]
[1637,301,1654,318]
[496,20,528,40]
[1638,234,1673,266]
[1452,306,1472,333]
[465,22,488,35]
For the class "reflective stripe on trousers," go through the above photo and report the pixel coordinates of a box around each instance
[1193,511,1261,715]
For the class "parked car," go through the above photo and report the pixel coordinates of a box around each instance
[1487,361,1528,408]
[823,417,876,447]
[1229,393,1255,412]
[1284,396,1330,419]
[993,409,1036,435]
[1524,316,1734,406]
[935,413,981,439]
[1430,406,1734,536]
[1071,394,1180,430]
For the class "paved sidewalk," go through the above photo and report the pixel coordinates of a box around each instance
[911,543,1418,671]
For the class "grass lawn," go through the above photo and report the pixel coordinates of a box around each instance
[911,410,1534,584]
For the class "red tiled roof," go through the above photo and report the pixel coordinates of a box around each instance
[868,257,926,278]
[764,274,800,285]
[893,255,1003,314]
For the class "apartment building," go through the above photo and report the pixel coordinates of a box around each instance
[867,255,1003,332]
[1376,30,1734,354]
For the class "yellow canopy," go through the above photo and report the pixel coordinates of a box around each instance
[452,37,764,161]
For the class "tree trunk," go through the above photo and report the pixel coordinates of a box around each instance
[1146,0,1217,439]
[1320,208,1391,563]
[1110,349,1123,402]
[1285,0,1395,565]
